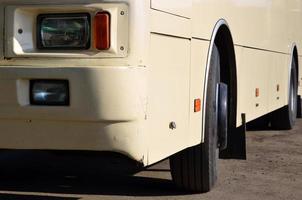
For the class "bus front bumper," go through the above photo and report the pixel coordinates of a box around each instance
[0,66,147,163]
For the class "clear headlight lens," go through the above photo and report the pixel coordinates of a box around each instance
[37,13,90,49]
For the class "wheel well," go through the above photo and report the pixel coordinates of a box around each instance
[214,25,237,129]
[293,46,299,84]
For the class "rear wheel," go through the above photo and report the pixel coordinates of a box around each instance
[169,45,227,193]
[270,60,298,130]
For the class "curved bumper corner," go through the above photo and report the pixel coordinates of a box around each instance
[0,66,147,164]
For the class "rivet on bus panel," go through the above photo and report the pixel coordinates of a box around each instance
[169,122,177,130]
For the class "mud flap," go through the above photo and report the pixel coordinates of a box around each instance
[297,95,302,118]
[218,83,228,150]
[219,113,247,160]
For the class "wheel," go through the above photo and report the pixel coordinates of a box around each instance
[169,44,227,193]
[270,60,298,130]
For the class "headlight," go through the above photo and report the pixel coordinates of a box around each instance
[37,13,91,49]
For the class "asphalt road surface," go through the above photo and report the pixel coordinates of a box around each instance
[0,120,301,200]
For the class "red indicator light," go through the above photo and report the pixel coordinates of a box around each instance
[94,12,110,50]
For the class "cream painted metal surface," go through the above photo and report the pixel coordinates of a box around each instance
[188,39,209,146]
[192,0,297,53]
[0,67,146,121]
[0,120,147,162]
[0,0,301,166]
[147,33,191,163]
[150,9,191,39]
[151,0,192,18]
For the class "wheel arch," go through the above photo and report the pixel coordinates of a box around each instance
[292,44,299,84]
[288,44,299,101]
[290,44,301,118]
[202,19,238,142]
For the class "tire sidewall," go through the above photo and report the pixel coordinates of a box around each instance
[289,65,298,126]
[202,44,221,190]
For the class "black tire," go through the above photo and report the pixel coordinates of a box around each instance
[169,45,222,193]
[270,60,298,130]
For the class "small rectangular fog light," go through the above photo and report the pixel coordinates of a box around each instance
[30,80,69,106]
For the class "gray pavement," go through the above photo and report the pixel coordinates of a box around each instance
[0,120,301,200]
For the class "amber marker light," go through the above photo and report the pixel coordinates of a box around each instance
[194,99,201,112]
[255,88,260,97]
[94,12,110,50]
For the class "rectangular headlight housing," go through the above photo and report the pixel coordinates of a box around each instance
[30,80,69,106]
[37,13,91,50]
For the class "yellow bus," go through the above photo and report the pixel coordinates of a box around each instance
[0,0,301,193]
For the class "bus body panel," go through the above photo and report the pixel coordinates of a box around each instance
[235,47,289,125]
[146,33,191,164]
[192,0,294,53]
[0,119,146,162]
[151,0,192,18]
[0,0,300,166]
[150,9,191,39]
[188,39,209,146]
[0,67,147,122]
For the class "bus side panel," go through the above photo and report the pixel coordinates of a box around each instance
[192,0,299,126]
[151,0,192,19]
[150,9,191,39]
[236,47,268,124]
[192,0,290,54]
[267,53,289,113]
[189,39,209,145]
[146,33,190,165]
[236,46,288,125]
[287,0,302,91]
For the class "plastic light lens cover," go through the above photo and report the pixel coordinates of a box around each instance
[30,80,69,106]
[37,13,91,49]
[94,12,110,50]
